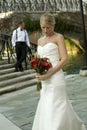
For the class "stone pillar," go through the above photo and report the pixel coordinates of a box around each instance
[84,5,87,15]
[80,67,87,76]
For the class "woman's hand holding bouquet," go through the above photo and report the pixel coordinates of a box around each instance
[30,54,52,91]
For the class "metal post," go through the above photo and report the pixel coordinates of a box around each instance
[7,40,10,64]
[79,0,87,65]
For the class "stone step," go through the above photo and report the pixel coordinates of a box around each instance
[0,64,31,75]
[0,64,14,70]
[0,73,36,88]
[0,67,30,75]
[0,68,15,75]
[0,63,36,94]
[0,79,37,95]
[0,69,35,81]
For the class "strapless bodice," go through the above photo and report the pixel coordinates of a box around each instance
[37,42,60,67]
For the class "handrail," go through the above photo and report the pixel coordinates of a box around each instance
[0,32,14,63]
[0,32,37,64]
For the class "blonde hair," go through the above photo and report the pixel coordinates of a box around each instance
[40,13,56,25]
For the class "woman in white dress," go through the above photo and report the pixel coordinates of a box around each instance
[32,13,86,130]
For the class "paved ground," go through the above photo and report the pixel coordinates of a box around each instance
[0,113,22,130]
[0,74,87,130]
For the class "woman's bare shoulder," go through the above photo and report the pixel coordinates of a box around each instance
[54,33,65,46]
[38,37,45,45]
[55,33,64,39]
[55,33,64,42]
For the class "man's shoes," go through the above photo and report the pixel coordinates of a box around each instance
[14,64,19,72]
[14,68,19,72]
[19,67,23,72]
[14,64,23,72]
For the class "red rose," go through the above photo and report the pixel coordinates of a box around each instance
[30,58,39,69]
[30,56,52,73]
[40,58,52,71]
[43,62,52,70]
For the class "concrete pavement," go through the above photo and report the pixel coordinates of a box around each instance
[0,74,87,130]
[0,113,22,130]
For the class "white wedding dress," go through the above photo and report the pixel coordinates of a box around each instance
[32,42,86,130]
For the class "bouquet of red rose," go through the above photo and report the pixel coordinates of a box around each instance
[30,54,52,91]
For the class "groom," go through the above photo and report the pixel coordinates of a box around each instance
[12,21,31,72]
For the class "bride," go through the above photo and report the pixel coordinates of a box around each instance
[32,13,86,130]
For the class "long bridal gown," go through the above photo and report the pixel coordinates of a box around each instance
[32,42,86,130]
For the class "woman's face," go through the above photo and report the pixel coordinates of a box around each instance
[40,22,54,36]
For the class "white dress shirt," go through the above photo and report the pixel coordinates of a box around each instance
[12,27,30,47]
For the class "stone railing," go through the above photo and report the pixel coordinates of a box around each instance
[0,32,37,64]
[0,0,87,14]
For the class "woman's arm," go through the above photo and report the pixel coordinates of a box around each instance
[48,34,68,76]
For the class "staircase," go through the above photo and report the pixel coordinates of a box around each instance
[0,64,36,95]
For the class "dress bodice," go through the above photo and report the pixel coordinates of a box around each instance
[37,42,60,67]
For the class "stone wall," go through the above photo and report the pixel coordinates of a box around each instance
[0,12,32,34]
[1,11,87,34]
[0,12,42,44]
